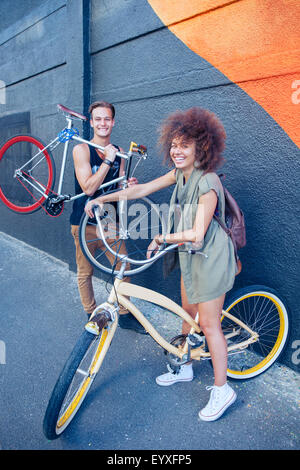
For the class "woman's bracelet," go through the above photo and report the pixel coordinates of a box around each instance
[156,234,166,245]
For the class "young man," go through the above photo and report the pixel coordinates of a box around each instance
[70,101,146,334]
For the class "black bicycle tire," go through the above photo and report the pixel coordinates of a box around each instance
[43,330,97,440]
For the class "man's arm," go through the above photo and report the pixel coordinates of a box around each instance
[73,143,117,196]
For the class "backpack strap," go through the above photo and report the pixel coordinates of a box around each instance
[214,211,239,262]
[213,213,231,236]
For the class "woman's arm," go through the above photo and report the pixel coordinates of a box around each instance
[85,169,176,218]
[156,189,218,245]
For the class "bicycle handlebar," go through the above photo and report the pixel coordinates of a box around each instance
[94,208,179,267]
[72,137,147,161]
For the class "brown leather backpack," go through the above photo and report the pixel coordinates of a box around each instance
[214,180,246,263]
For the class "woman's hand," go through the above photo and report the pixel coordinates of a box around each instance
[84,198,104,218]
[146,238,160,259]
[146,234,163,259]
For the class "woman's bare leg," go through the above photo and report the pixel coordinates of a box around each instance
[180,277,227,385]
[197,295,227,386]
[180,276,198,335]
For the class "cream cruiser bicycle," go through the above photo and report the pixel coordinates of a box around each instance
[0,104,167,272]
[43,206,289,440]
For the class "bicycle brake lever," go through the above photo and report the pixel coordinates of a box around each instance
[130,142,147,158]
[188,249,208,258]
[186,242,208,257]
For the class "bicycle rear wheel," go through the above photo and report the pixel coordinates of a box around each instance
[79,196,167,276]
[0,135,55,213]
[223,285,290,380]
[43,315,116,439]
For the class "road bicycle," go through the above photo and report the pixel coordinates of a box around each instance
[43,206,290,440]
[0,104,167,272]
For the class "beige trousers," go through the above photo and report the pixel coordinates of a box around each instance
[71,224,130,315]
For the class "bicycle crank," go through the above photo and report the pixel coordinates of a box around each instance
[44,194,70,216]
[164,334,190,367]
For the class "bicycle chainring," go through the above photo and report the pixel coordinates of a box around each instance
[164,334,189,367]
[44,194,64,216]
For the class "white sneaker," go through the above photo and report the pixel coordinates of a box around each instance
[198,383,237,421]
[156,363,193,386]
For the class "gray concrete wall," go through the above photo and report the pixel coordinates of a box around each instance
[0,0,299,372]
[0,0,88,270]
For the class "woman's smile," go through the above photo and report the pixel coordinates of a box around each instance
[170,137,196,176]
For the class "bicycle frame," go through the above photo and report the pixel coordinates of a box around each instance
[87,210,259,373]
[59,117,131,202]
[15,114,145,204]
[87,274,259,376]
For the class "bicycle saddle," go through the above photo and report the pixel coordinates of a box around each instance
[57,104,87,121]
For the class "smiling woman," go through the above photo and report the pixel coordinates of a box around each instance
[170,137,196,174]
[159,107,226,174]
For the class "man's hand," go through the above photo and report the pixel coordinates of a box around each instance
[104,144,118,163]
[85,198,104,219]
[127,177,138,186]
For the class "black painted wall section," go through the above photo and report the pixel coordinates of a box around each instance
[0,0,299,371]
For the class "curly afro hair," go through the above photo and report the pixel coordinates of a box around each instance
[158,107,226,173]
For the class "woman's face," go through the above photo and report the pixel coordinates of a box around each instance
[170,137,196,172]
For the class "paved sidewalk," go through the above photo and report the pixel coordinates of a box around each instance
[0,231,299,450]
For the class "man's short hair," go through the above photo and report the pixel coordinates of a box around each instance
[88,101,115,119]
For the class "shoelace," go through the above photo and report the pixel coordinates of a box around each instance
[205,385,224,410]
[167,364,180,375]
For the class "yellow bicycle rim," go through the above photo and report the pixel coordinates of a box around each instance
[225,292,286,377]
[56,328,108,430]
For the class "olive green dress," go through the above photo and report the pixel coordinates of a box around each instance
[165,168,237,304]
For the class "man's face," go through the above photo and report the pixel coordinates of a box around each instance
[90,106,115,138]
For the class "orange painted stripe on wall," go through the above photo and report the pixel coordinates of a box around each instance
[148,0,300,147]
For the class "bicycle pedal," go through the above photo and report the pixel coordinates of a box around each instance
[187,333,204,348]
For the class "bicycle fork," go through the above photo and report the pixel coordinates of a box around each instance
[83,303,119,377]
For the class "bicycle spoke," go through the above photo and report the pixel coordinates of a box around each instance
[93,239,121,261]
[223,287,289,379]
[79,196,166,276]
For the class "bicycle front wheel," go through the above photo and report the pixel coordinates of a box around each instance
[43,321,115,440]
[223,285,290,380]
[0,135,55,213]
[79,196,167,276]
